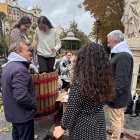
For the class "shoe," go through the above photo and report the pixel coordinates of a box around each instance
[106,130,124,138]
[130,113,137,117]
[120,132,124,138]
[106,129,112,135]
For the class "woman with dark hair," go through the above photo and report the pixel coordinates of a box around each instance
[53,43,114,140]
[10,16,31,45]
[32,16,61,73]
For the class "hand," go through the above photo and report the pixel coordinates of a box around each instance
[31,42,38,48]
[51,48,56,52]
[53,126,65,139]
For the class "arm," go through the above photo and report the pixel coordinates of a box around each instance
[61,81,84,128]
[12,69,36,110]
[53,81,84,138]
[10,29,24,43]
[51,31,61,52]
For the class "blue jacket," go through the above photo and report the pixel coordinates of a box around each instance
[1,53,36,123]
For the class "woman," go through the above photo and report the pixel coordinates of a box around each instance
[10,16,31,45]
[59,51,73,91]
[53,43,114,140]
[32,16,61,73]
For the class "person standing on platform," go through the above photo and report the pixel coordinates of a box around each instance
[1,42,36,140]
[107,30,133,140]
[10,16,31,45]
[53,43,114,140]
[32,16,61,73]
[9,16,39,73]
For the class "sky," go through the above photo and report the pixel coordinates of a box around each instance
[0,0,94,35]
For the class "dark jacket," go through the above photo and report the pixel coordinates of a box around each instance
[108,52,133,108]
[1,61,36,123]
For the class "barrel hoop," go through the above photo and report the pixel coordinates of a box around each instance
[34,76,58,84]
[36,105,56,114]
[34,111,58,121]
[36,91,58,100]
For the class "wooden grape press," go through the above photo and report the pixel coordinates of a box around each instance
[31,70,59,121]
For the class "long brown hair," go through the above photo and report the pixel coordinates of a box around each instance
[73,42,114,104]
[37,16,53,28]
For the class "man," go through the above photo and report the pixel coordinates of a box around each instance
[1,42,36,140]
[107,30,133,140]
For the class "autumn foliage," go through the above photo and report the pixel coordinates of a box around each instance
[83,0,125,44]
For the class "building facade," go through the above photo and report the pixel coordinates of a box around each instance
[0,0,41,32]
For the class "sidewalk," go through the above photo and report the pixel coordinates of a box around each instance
[0,111,140,140]
[0,112,54,140]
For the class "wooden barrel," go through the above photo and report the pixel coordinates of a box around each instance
[31,70,59,120]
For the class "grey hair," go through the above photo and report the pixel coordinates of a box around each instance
[8,42,23,53]
[8,42,32,53]
[107,30,124,42]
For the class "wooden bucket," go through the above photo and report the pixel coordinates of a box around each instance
[31,70,59,120]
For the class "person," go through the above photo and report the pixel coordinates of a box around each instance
[59,51,73,91]
[55,51,66,75]
[53,42,114,140]
[107,30,133,140]
[1,42,36,140]
[32,16,61,73]
[121,0,140,37]
[10,16,31,45]
[9,16,39,73]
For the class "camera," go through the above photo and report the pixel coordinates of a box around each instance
[67,60,71,64]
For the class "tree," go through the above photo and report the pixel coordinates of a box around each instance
[82,0,124,45]
[28,23,38,42]
[0,12,7,59]
[69,20,79,36]
[0,12,6,40]
[61,20,91,50]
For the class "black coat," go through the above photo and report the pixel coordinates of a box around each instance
[108,52,133,108]
[61,81,106,140]
[1,61,36,123]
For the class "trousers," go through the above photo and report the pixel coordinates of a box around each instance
[12,119,34,140]
[108,107,124,140]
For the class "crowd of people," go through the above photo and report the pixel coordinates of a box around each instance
[1,15,134,140]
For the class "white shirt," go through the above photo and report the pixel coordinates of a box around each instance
[33,27,61,57]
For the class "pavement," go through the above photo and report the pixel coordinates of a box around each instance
[0,112,54,140]
[0,111,140,140]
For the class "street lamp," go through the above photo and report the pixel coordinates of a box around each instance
[96,19,101,44]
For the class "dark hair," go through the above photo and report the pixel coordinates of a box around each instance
[13,16,31,28]
[73,42,114,104]
[37,16,53,28]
